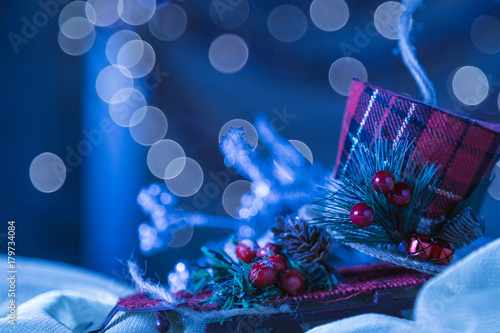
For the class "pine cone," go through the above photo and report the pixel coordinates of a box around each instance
[272,216,333,270]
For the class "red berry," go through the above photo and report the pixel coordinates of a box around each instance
[371,170,396,194]
[236,239,258,263]
[388,182,413,207]
[248,260,278,288]
[278,269,303,296]
[257,243,281,258]
[267,254,287,272]
[350,202,375,227]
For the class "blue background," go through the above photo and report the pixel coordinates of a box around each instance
[1,0,499,281]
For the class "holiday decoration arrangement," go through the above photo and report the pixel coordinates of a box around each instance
[312,80,498,276]
[91,77,500,332]
[314,126,480,274]
[89,1,500,330]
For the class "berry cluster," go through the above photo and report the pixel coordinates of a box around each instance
[350,170,413,228]
[236,240,303,296]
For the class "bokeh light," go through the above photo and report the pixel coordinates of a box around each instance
[117,40,156,78]
[60,17,95,39]
[268,5,307,43]
[470,15,500,55]
[138,223,159,252]
[289,140,313,163]
[452,66,489,106]
[147,140,186,179]
[58,29,96,56]
[148,3,188,41]
[222,180,252,219]
[374,1,409,40]
[165,158,204,197]
[310,0,349,32]
[96,65,134,103]
[85,0,120,27]
[167,221,195,248]
[176,262,185,272]
[168,261,189,292]
[117,0,156,26]
[209,34,249,74]
[218,119,258,149]
[59,1,87,27]
[328,57,368,96]
[109,88,147,127]
[58,1,96,56]
[238,225,255,238]
[209,0,249,29]
[106,30,142,65]
[487,161,500,200]
[129,106,168,146]
[29,153,66,193]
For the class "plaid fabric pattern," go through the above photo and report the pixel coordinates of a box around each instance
[335,80,500,220]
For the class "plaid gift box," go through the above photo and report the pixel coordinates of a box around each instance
[335,80,500,221]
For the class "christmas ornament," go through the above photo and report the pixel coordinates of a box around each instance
[267,254,287,272]
[405,233,435,261]
[404,234,455,265]
[249,260,278,288]
[350,202,375,227]
[257,243,281,258]
[272,216,333,268]
[388,182,413,207]
[278,269,303,296]
[429,238,454,265]
[371,170,396,194]
[236,239,258,263]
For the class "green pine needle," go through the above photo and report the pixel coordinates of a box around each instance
[314,133,441,245]
[188,244,338,312]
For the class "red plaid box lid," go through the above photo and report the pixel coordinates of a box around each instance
[335,80,500,220]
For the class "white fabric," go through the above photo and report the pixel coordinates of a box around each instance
[0,255,133,332]
[307,238,500,333]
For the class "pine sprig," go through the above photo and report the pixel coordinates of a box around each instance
[314,134,441,245]
[195,247,281,310]
[188,244,338,311]
[188,246,238,293]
